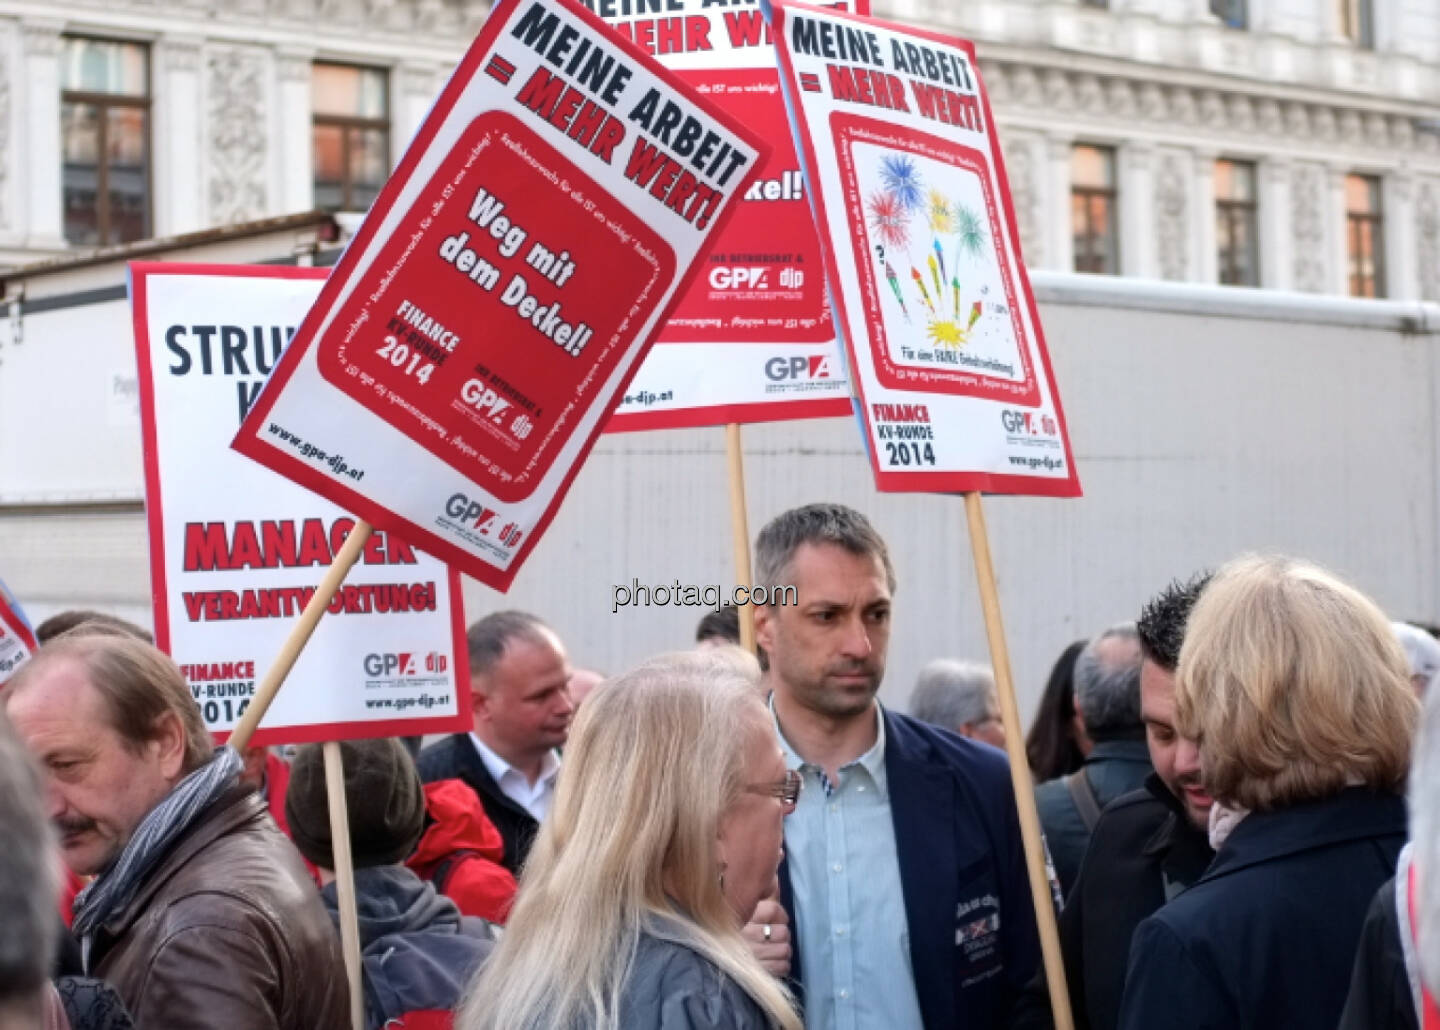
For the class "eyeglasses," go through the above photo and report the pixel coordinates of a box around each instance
[746,769,804,810]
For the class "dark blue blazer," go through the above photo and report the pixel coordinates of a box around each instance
[1118,788,1407,1030]
[777,707,1041,1028]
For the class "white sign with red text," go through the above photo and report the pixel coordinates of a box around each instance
[767,0,1081,496]
[231,0,767,590]
[592,0,861,431]
[131,264,471,746]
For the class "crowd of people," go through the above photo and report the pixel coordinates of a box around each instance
[2,500,1440,1029]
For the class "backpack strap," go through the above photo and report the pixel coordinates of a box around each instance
[1065,769,1103,832]
[430,849,484,894]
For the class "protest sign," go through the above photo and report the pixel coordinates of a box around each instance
[767,0,1081,497]
[592,0,861,431]
[232,0,767,592]
[0,581,38,687]
[131,263,470,746]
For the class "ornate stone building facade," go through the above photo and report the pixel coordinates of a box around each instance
[0,0,483,265]
[897,0,1440,299]
[0,0,1436,299]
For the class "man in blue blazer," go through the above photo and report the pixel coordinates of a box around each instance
[753,503,1041,1029]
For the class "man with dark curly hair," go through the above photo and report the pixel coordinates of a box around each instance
[1011,573,1215,1030]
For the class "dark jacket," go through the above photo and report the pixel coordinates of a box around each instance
[89,785,348,1030]
[778,708,1041,1028]
[1339,873,1419,1030]
[1119,788,1407,1030]
[323,864,494,1030]
[417,735,539,874]
[54,978,135,1030]
[1011,774,1214,1030]
[614,931,773,1029]
[1033,738,1153,898]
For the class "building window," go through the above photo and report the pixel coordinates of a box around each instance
[312,63,390,212]
[1346,174,1385,298]
[1339,0,1375,48]
[60,38,151,246]
[1072,145,1118,275]
[1210,0,1247,29]
[1215,160,1259,287]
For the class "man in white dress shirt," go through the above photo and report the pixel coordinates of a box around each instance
[417,610,574,873]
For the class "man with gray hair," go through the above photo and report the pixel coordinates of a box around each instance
[1033,622,1152,898]
[756,502,1040,1028]
[909,659,1005,749]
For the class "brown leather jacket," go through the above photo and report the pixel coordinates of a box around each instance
[88,785,349,1030]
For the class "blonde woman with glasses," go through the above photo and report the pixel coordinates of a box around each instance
[457,650,803,1030]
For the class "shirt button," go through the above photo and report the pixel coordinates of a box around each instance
[857,785,866,792]
[839,989,850,1000]
[828,803,838,812]
[836,927,847,937]
[832,863,843,873]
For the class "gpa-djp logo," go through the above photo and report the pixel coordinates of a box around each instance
[363,652,449,678]
[764,355,832,381]
[1000,409,1057,437]
[441,493,524,547]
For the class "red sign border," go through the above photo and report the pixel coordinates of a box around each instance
[831,112,1041,406]
[231,0,771,589]
[130,261,473,745]
[0,591,38,676]
[768,0,1081,497]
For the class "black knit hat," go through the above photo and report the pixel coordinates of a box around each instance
[285,738,426,870]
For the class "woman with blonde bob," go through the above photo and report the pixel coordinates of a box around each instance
[457,650,802,1030]
[1119,554,1420,1030]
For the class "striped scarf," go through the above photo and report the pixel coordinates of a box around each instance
[73,746,243,969]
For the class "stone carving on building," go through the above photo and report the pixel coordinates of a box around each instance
[0,44,9,231]
[1001,134,1043,268]
[206,47,268,226]
[1155,151,1188,281]
[1419,180,1440,303]
[983,61,1433,164]
[1291,164,1326,293]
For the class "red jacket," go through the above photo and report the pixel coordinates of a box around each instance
[406,779,517,925]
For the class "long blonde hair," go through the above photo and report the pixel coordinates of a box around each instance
[1175,554,1419,811]
[457,650,800,1030]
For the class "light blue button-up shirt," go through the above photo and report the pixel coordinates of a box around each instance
[774,703,925,1030]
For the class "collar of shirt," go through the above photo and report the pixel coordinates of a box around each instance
[468,733,561,797]
[770,696,889,800]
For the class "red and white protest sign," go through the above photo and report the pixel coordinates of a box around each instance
[768,0,1081,496]
[131,264,471,746]
[233,0,767,590]
[594,0,860,431]
[0,582,38,687]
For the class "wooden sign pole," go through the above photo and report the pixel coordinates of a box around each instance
[323,742,366,1030]
[963,491,1074,1030]
[228,521,374,753]
[724,423,757,652]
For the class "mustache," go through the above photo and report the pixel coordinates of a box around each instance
[54,816,97,836]
[826,660,877,676]
[1176,772,1207,793]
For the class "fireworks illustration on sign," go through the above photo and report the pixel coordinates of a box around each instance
[954,203,987,260]
[879,155,925,213]
[861,154,997,352]
[927,188,954,234]
[852,151,1002,354]
[867,191,910,250]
